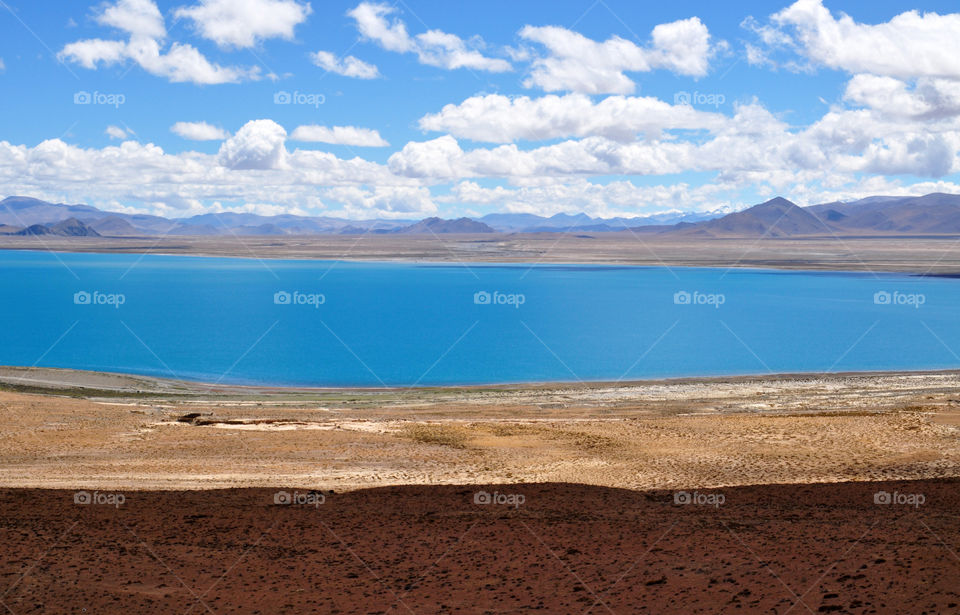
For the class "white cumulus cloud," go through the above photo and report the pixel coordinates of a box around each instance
[446,179,730,218]
[838,72,960,124]
[174,0,312,49]
[290,125,389,147]
[394,98,960,182]
[322,185,436,215]
[418,93,725,143]
[309,51,380,78]
[218,119,288,169]
[2,116,959,218]
[756,0,960,79]
[0,134,433,218]
[348,2,412,52]
[105,125,129,140]
[97,0,166,39]
[171,121,230,141]
[58,0,260,85]
[520,17,717,94]
[347,2,510,72]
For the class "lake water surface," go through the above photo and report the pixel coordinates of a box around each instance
[1,250,958,386]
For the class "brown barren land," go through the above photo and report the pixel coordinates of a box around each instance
[1,481,958,614]
[2,368,960,612]
[2,367,960,491]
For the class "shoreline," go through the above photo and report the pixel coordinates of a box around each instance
[4,233,960,274]
[4,244,952,279]
[4,364,960,396]
[0,244,924,272]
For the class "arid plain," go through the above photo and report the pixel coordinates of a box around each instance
[2,367,960,490]
[2,368,960,613]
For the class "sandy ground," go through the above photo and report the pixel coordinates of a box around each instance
[1,480,958,614]
[3,369,959,613]
[2,368,960,491]
[3,233,960,274]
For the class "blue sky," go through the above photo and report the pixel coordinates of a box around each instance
[2,0,960,219]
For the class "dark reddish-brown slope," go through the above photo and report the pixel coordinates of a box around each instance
[1,480,958,614]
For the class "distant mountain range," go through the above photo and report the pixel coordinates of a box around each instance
[13,217,101,237]
[2,193,960,238]
[671,193,960,237]
[478,210,718,233]
[0,196,724,237]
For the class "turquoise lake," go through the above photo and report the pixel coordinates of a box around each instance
[1,250,958,386]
